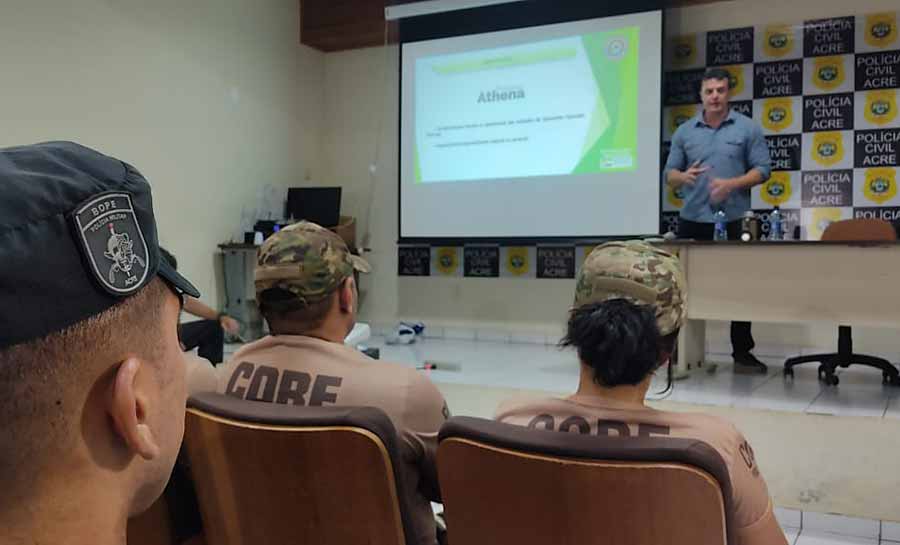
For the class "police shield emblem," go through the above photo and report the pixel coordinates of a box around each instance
[435,247,460,276]
[764,25,794,58]
[667,185,686,208]
[811,132,844,167]
[669,105,697,135]
[73,192,150,296]
[505,247,530,276]
[722,65,745,97]
[762,172,793,206]
[864,168,897,204]
[762,98,793,132]
[670,34,697,68]
[865,90,897,126]
[813,57,845,91]
[865,13,897,48]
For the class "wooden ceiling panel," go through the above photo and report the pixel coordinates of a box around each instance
[300,0,725,52]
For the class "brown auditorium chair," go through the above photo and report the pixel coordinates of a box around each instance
[437,416,734,545]
[183,392,415,545]
[784,218,900,386]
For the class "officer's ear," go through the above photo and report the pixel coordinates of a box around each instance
[108,357,161,460]
[338,276,356,314]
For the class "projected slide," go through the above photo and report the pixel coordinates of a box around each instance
[400,9,662,239]
[414,27,639,184]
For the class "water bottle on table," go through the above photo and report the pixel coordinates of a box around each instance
[713,209,728,241]
[769,207,783,241]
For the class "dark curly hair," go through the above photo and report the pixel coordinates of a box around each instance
[560,299,678,394]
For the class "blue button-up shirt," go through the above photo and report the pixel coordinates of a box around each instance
[664,108,772,223]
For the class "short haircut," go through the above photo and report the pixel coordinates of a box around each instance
[259,287,337,334]
[701,67,732,89]
[560,299,679,394]
[0,277,170,499]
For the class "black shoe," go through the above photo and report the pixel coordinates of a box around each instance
[733,352,768,374]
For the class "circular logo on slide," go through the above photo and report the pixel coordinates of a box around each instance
[606,38,627,59]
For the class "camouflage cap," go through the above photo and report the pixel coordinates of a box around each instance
[574,241,686,335]
[255,221,371,307]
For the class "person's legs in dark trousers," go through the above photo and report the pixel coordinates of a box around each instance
[179,319,224,364]
[678,217,765,373]
[677,217,714,241]
[723,220,764,372]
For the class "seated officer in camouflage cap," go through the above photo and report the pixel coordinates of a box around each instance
[0,142,201,544]
[495,241,785,545]
[190,221,450,545]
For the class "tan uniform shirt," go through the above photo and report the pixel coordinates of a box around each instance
[189,335,449,545]
[495,395,786,545]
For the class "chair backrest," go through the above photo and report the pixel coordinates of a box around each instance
[820,218,897,241]
[183,393,412,545]
[438,416,733,545]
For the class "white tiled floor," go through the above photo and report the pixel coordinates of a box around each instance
[225,335,900,418]
[327,335,900,419]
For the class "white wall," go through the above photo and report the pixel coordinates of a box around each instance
[0,0,324,306]
[322,0,900,356]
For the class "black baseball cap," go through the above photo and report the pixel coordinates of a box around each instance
[0,141,200,349]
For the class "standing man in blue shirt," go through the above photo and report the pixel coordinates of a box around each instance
[664,67,772,374]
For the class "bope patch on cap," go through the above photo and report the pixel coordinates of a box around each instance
[73,192,150,296]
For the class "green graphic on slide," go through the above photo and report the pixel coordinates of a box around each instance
[433,47,577,75]
[573,27,639,174]
[414,144,423,184]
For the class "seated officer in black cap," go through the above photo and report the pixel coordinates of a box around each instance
[0,141,201,545]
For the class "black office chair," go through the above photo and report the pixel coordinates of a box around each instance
[783,219,900,386]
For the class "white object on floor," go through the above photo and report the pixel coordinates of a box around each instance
[344,322,372,348]
[386,323,416,345]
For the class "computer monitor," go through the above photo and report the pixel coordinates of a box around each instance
[286,187,342,227]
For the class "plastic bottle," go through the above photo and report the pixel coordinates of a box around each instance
[769,207,783,241]
[740,210,756,242]
[713,209,728,241]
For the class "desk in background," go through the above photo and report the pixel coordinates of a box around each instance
[662,241,900,377]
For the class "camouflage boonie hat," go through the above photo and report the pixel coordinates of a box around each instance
[255,221,371,307]
[574,241,686,335]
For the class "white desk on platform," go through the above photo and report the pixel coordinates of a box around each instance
[663,241,900,377]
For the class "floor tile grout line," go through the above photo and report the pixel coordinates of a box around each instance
[804,388,827,414]
[749,371,779,394]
